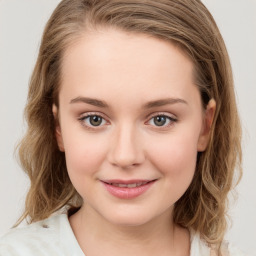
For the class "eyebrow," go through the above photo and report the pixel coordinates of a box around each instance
[70,97,109,108]
[70,96,188,108]
[143,98,188,108]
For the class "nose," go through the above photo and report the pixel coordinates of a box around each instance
[108,124,145,169]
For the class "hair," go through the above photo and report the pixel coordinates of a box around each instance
[16,0,242,250]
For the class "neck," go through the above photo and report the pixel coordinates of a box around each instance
[69,204,190,256]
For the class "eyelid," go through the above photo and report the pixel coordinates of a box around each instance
[78,111,108,120]
[146,112,177,121]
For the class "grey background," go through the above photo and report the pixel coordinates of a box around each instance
[0,0,255,254]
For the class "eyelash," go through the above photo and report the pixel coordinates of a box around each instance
[78,112,177,130]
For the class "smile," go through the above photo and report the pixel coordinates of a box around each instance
[106,181,150,188]
[101,180,156,199]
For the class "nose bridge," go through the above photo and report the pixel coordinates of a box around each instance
[109,121,144,168]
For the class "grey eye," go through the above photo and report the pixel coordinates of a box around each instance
[147,114,177,128]
[153,116,168,126]
[79,113,108,129]
[89,115,103,126]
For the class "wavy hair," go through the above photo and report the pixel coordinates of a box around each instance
[16,0,242,249]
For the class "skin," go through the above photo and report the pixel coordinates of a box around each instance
[53,28,216,256]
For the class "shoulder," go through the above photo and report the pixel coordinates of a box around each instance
[220,242,251,256]
[190,230,250,256]
[0,214,77,256]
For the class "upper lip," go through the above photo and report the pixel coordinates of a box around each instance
[101,179,156,184]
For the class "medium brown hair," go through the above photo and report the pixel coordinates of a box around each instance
[17,0,242,248]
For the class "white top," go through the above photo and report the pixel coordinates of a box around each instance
[0,214,247,256]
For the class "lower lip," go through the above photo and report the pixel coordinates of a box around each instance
[102,181,155,199]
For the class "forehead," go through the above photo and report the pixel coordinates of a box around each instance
[62,28,193,73]
[60,28,197,104]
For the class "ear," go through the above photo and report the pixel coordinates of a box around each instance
[52,104,65,152]
[197,99,216,152]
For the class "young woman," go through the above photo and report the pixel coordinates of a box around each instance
[0,0,245,255]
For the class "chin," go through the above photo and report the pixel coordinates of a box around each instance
[100,205,170,228]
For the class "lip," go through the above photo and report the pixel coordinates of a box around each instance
[101,179,156,199]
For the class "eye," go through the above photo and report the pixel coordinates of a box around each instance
[147,114,177,127]
[79,114,108,128]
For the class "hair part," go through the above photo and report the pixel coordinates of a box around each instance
[16,0,242,250]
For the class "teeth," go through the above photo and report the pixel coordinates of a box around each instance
[110,181,149,188]
[118,183,128,188]
[127,183,137,188]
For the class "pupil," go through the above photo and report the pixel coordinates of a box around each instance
[90,116,102,126]
[154,116,166,126]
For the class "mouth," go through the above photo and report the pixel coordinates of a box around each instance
[101,179,157,199]
[103,180,154,188]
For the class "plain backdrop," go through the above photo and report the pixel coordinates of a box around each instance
[0,0,255,254]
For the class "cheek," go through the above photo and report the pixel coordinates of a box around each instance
[62,129,108,186]
[147,131,199,190]
[151,137,198,204]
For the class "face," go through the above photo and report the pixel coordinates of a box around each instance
[53,28,215,226]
